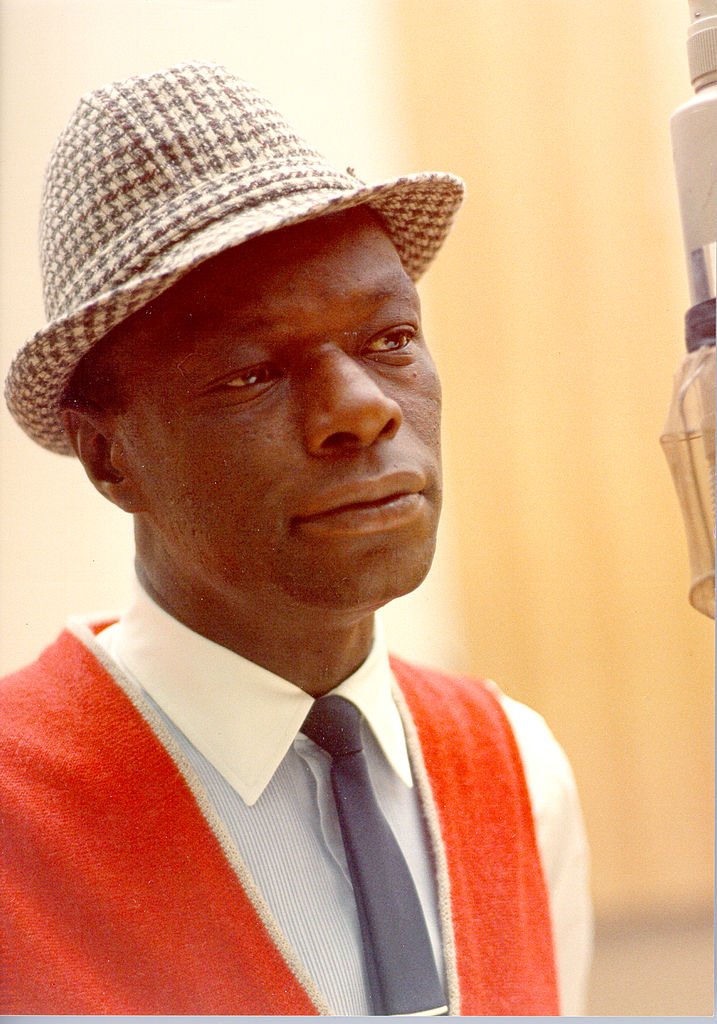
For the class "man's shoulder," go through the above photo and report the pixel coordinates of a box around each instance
[389,653,523,768]
[389,653,506,721]
[1,630,74,716]
[0,625,176,823]
[0,625,129,764]
[389,654,573,790]
[2,627,101,701]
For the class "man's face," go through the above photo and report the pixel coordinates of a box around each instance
[91,209,442,623]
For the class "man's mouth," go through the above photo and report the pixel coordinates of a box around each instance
[294,473,428,536]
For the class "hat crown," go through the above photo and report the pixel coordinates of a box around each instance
[40,61,340,321]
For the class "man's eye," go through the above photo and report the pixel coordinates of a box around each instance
[225,364,277,388]
[364,328,416,354]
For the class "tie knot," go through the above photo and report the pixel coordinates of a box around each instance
[301,694,364,758]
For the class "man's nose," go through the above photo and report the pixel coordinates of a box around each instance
[302,350,403,454]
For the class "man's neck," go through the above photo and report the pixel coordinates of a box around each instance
[136,563,376,697]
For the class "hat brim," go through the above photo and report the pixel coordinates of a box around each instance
[5,172,464,455]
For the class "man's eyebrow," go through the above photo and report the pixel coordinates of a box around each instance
[172,321,274,382]
[185,307,276,334]
[364,283,417,304]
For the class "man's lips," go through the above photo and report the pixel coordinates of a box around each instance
[293,473,429,534]
[296,472,427,519]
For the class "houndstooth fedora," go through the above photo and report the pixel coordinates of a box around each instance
[4,58,465,452]
[5,60,464,455]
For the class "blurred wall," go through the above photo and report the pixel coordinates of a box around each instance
[389,0,713,922]
[1,0,713,1006]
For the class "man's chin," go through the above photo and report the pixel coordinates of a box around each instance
[281,538,438,612]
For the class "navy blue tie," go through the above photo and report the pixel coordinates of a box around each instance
[301,694,447,1016]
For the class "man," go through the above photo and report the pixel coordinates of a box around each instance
[1,62,591,1015]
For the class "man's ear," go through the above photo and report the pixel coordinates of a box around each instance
[62,408,144,513]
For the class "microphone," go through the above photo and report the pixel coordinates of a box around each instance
[661,0,716,618]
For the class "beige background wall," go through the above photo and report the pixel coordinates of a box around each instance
[1,0,713,1013]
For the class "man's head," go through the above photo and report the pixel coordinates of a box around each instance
[3,61,463,674]
[62,207,442,635]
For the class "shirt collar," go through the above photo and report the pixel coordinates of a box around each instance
[97,581,413,804]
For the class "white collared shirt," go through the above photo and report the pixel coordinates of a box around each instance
[97,587,411,803]
[95,583,592,1014]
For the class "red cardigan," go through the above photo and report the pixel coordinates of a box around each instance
[0,627,558,1014]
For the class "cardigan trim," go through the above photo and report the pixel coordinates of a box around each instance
[392,682,461,1014]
